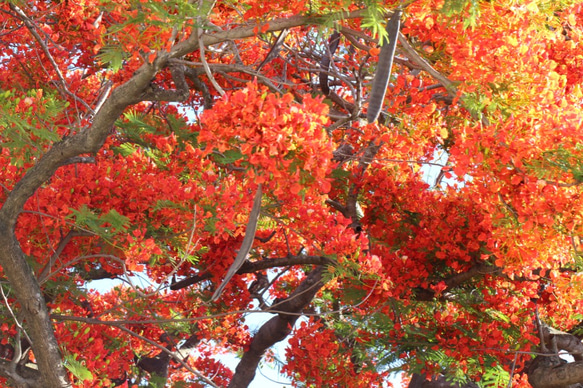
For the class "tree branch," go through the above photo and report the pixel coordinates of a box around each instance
[529,359,583,388]
[139,64,190,102]
[170,255,334,290]
[169,9,368,60]
[0,358,41,388]
[228,266,325,387]
[397,33,457,98]
[413,261,500,301]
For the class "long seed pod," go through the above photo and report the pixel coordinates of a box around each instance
[319,31,341,95]
[367,10,402,124]
[211,184,262,302]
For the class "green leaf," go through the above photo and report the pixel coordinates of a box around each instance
[100,209,131,232]
[441,0,481,29]
[153,199,189,212]
[150,373,168,387]
[213,149,244,165]
[96,46,125,71]
[64,355,94,382]
[480,364,510,388]
[361,3,389,43]
[331,167,352,179]
[112,143,138,157]
[67,205,129,239]
[118,110,157,137]
[0,89,67,163]
[485,309,510,323]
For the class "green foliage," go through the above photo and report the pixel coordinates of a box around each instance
[331,167,352,180]
[116,110,157,142]
[441,0,481,29]
[99,0,203,73]
[67,205,130,240]
[104,0,205,55]
[153,199,190,212]
[361,0,390,43]
[480,364,510,388]
[307,0,349,14]
[212,149,244,165]
[64,354,94,382]
[165,113,199,149]
[113,110,165,162]
[201,203,219,233]
[0,89,66,165]
[112,142,139,157]
[96,46,125,72]
[135,0,204,29]
[162,308,195,334]
[484,308,511,324]
[113,110,197,165]
[43,276,85,307]
[527,145,583,183]
[147,373,167,388]
[572,314,583,336]
[460,92,487,121]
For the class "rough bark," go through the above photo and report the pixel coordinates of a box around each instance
[134,329,202,383]
[528,357,583,388]
[0,227,71,387]
[527,327,583,388]
[228,266,325,388]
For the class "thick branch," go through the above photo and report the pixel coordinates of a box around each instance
[0,358,41,388]
[170,255,334,290]
[0,232,70,388]
[38,230,93,284]
[140,64,190,102]
[170,9,368,59]
[397,33,456,98]
[544,326,583,361]
[397,33,489,126]
[228,266,325,388]
[413,261,499,301]
[183,66,213,109]
[135,332,201,382]
[529,359,583,388]
[0,36,164,388]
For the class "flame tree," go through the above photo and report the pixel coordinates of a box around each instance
[0,0,582,387]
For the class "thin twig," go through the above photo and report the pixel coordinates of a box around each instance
[197,0,225,96]
[10,4,93,115]
[507,351,518,388]
[0,286,32,346]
